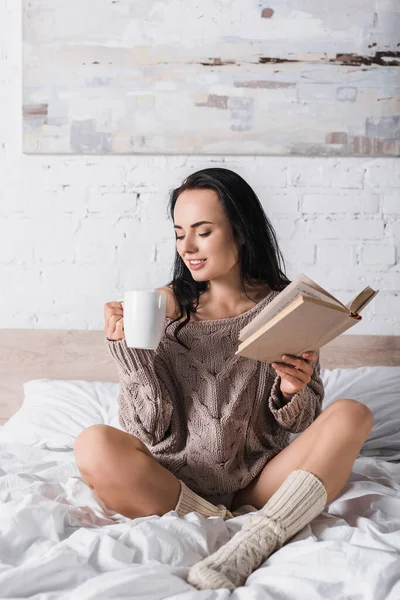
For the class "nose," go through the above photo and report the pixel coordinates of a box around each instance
[181,234,198,256]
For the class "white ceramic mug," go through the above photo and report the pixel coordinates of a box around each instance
[122,290,167,349]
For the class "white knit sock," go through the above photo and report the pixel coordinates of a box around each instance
[187,469,327,591]
[175,481,234,520]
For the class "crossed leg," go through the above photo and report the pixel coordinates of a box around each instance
[74,399,373,520]
[232,398,373,510]
[75,400,374,591]
[74,425,181,519]
[187,398,374,590]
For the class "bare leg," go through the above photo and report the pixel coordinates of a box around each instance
[74,424,181,519]
[188,399,374,591]
[231,398,374,511]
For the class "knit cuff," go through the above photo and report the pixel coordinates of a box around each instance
[269,375,312,428]
[261,469,328,541]
[175,481,233,520]
[106,337,156,377]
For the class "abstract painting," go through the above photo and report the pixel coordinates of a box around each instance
[23,0,400,155]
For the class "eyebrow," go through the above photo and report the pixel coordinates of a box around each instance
[173,220,214,230]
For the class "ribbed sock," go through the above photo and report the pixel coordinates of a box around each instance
[175,481,234,520]
[187,469,327,591]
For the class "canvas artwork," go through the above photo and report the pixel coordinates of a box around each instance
[22,0,399,156]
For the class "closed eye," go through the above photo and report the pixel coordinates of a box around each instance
[175,232,211,241]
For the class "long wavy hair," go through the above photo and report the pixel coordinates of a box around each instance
[166,167,291,347]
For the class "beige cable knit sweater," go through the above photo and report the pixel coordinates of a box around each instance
[106,290,324,498]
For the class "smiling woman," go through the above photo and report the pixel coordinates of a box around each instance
[172,190,245,313]
[75,167,373,592]
[165,168,290,329]
[174,194,239,278]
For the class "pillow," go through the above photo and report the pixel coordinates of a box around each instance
[0,367,399,460]
[0,379,121,449]
[319,366,400,461]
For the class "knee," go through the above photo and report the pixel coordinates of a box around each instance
[327,398,374,435]
[74,424,146,476]
[74,424,114,472]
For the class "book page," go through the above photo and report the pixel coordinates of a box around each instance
[297,273,347,307]
[345,287,379,314]
[236,295,356,364]
[239,274,344,342]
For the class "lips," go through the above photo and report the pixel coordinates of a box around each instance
[187,258,207,271]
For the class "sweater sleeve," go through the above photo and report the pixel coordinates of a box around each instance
[106,338,174,445]
[268,353,324,433]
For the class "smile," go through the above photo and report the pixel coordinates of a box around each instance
[188,259,207,270]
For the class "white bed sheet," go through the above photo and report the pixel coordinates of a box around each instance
[0,443,399,599]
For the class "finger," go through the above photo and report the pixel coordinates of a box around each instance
[280,354,311,374]
[104,302,123,317]
[105,303,123,314]
[272,363,309,383]
[275,371,304,388]
[115,318,124,337]
[302,351,318,364]
[107,314,122,338]
[105,309,124,321]
[108,314,122,326]
[105,309,123,326]
[272,365,302,381]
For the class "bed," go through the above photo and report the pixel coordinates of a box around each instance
[0,330,399,599]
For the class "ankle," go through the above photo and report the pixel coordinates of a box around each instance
[175,481,233,519]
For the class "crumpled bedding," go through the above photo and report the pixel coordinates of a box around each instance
[0,443,399,599]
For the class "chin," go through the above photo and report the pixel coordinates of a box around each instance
[190,272,209,282]
[189,266,213,282]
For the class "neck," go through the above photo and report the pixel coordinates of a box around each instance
[197,267,269,319]
[207,264,244,301]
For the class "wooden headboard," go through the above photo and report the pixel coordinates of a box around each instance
[1,330,399,425]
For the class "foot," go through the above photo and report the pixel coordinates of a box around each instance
[187,513,283,590]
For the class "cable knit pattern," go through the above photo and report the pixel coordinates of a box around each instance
[106,290,324,497]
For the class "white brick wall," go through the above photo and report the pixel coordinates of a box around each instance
[1,2,399,334]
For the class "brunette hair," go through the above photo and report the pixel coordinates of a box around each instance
[166,167,290,346]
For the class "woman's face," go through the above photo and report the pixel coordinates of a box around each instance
[173,188,241,283]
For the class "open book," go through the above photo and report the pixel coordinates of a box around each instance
[236,274,379,364]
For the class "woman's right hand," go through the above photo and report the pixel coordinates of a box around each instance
[104,301,125,341]
[104,287,178,341]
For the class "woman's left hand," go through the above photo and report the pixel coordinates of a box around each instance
[271,351,318,401]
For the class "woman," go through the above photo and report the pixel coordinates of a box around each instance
[74,168,373,591]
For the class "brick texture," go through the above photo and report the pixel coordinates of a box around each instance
[0,3,399,334]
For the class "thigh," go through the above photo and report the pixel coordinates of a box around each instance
[74,424,181,517]
[231,399,371,511]
[231,407,334,511]
[232,421,328,510]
